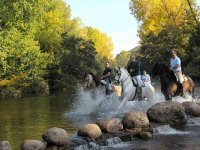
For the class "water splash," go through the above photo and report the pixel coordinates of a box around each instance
[106,137,122,146]
[67,87,121,117]
[153,125,193,135]
[187,118,200,126]
[74,142,100,150]
[66,87,199,119]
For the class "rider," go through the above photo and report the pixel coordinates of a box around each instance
[170,50,184,94]
[170,50,184,83]
[101,61,112,95]
[127,55,143,100]
[141,69,151,84]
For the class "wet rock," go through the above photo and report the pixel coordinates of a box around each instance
[21,140,46,150]
[147,102,186,123]
[182,102,200,117]
[0,141,12,150]
[77,124,102,139]
[122,112,149,129]
[42,127,71,147]
[96,118,123,133]
[138,132,152,140]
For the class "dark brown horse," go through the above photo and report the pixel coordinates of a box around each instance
[151,63,195,101]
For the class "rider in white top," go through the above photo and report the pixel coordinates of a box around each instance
[170,50,184,83]
[141,70,151,84]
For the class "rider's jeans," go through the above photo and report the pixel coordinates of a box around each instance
[133,75,142,88]
[104,78,110,91]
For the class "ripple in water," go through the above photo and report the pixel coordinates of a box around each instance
[187,117,200,126]
[153,125,193,135]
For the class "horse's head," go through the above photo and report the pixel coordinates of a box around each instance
[151,63,162,77]
[83,72,93,89]
[83,72,100,89]
[114,67,122,85]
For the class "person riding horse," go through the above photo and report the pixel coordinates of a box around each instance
[127,55,143,100]
[170,50,184,93]
[100,61,112,95]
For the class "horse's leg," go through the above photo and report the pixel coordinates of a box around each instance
[190,86,195,99]
[181,85,187,99]
[161,88,171,101]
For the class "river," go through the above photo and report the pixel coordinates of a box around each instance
[0,83,200,150]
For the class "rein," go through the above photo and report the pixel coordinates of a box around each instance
[116,68,137,101]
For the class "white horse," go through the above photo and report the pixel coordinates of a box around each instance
[114,67,155,111]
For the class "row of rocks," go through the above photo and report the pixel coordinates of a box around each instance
[1,101,199,150]
[148,101,200,123]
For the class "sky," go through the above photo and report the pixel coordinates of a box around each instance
[67,0,200,56]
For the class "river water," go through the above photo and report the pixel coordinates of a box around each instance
[0,84,200,150]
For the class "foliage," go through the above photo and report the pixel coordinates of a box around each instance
[129,0,200,77]
[115,50,131,67]
[0,0,115,97]
[61,35,98,78]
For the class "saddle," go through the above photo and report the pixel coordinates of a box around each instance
[174,73,188,82]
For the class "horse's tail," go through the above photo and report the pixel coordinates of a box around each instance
[186,76,195,98]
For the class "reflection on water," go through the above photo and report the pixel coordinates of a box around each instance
[0,92,77,149]
[0,83,199,149]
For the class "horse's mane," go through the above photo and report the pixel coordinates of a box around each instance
[160,63,177,81]
[88,72,101,86]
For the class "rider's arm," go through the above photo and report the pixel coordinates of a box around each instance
[170,59,181,70]
[102,72,111,78]
[171,58,181,70]
[172,64,180,70]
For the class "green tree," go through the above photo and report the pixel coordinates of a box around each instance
[115,50,131,67]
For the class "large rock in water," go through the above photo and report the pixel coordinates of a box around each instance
[147,101,186,123]
[96,118,123,133]
[42,127,71,147]
[122,112,149,129]
[21,140,46,150]
[182,102,200,117]
[77,124,102,139]
[0,141,12,150]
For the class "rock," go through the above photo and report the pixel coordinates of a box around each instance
[0,141,12,150]
[77,124,102,139]
[138,132,152,140]
[21,140,46,150]
[182,102,200,117]
[42,127,71,147]
[147,101,186,123]
[122,112,149,129]
[96,118,123,133]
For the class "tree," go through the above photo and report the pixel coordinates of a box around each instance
[61,35,97,77]
[115,50,131,67]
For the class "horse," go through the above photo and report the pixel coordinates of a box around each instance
[83,72,101,89]
[114,67,155,110]
[151,63,195,101]
[83,72,119,96]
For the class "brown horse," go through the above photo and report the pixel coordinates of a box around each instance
[83,71,122,96]
[151,63,195,101]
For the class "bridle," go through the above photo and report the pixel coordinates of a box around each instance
[114,68,129,85]
[115,68,137,100]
